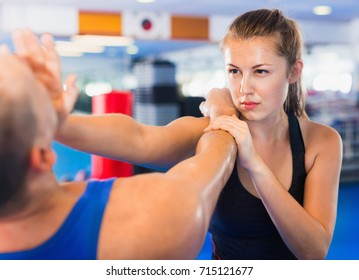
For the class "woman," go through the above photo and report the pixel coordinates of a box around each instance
[14,9,342,260]
[201,9,342,259]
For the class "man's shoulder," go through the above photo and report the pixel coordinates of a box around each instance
[59,181,88,196]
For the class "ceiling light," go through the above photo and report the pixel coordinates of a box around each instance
[137,0,156,3]
[55,41,105,53]
[313,5,332,16]
[56,50,84,57]
[71,35,134,47]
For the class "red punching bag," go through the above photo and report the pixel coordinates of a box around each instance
[91,90,133,179]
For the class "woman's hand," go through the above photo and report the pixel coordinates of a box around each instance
[12,29,78,128]
[199,88,239,120]
[204,115,259,170]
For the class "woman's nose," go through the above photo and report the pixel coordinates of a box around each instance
[240,75,253,95]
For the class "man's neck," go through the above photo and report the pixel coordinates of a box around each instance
[0,172,59,221]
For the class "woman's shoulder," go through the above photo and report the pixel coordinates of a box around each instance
[298,117,343,172]
[298,117,342,150]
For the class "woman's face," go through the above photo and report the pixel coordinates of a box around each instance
[223,36,291,121]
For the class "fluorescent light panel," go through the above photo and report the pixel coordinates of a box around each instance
[137,0,156,3]
[55,41,105,53]
[56,50,84,57]
[71,35,134,47]
[313,6,332,16]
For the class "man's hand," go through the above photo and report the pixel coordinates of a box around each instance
[12,29,78,127]
[199,88,239,120]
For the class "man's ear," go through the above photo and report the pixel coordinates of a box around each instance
[29,147,56,172]
[289,60,303,84]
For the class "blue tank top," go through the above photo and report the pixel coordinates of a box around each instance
[209,113,306,259]
[0,178,115,260]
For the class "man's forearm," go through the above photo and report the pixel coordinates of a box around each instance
[56,114,210,169]
[166,129,237,216]
[193,130,237,213]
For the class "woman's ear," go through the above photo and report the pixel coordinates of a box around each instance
[29,147,56,172]
[289,60,303,84]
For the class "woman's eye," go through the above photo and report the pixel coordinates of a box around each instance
[256,69,268,74]
[229,69,240,74]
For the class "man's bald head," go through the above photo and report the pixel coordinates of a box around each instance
[0,54,56,213]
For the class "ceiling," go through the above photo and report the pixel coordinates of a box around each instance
[1,0,359,22]
[1,0,359,59]
[81,0,359,22]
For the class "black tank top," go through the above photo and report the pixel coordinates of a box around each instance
[209,113,306,259]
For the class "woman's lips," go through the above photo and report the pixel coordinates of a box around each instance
[240,101,259,109]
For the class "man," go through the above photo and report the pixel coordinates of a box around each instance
[0,30,236,259]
